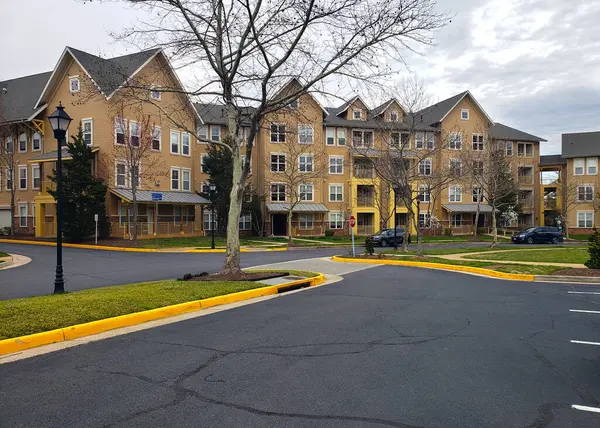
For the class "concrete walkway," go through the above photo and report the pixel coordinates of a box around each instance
[250,256,381,277]
[436,249,586,268]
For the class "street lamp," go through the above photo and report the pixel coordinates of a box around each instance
[209,184,216,249]
[393,186,400,250]
[47,103,72,294]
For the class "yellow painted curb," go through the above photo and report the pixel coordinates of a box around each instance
[0,273,325,356]
[331,256,535,282]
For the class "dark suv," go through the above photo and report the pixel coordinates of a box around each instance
[511,226,563,244]
[366,228,411,247]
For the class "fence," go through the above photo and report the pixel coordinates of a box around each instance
[110,221,200,238]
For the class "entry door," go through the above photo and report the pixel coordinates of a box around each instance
[272,214,287,236]
[148,208,154,235]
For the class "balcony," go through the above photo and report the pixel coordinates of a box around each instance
[357,185,375,207]
[354,159,375,179]
[544,199,558,210]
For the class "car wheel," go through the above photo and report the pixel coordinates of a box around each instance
[399,237,404,245]
[527,237,534,244]
[551,236,558,244]
[380,239,388,247]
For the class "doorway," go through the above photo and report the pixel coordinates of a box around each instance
[272,214,287,236]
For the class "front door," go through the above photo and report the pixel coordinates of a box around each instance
[272,214,287,236]
[148,208,154,235]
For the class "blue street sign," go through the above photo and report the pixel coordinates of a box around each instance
[151,192,163,202]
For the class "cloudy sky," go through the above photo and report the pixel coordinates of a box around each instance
[2,0,599,154]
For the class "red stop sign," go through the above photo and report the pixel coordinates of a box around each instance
[349,215,356,227]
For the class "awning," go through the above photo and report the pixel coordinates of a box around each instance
[442,203,495,213]
[110,188,211,204]
[28,146,100,163]
[266,203,329,213]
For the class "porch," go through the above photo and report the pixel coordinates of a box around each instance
[442,203,493,234]
[265,203,329,236]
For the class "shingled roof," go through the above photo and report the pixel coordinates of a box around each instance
[561,131,600,158]
[194,103,255,126]
[0,72,52,123]
[489,123,546,142]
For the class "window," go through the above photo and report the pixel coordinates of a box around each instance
[451,213,462,227]
[473,160,484,176]
[299,183,313,201]
[173,206,190,225]
[150,87,161,101]
[182,133,190,156]
[198,125,208,142]
[390,111,399,121]
[506,141,513,156]
[401,133,410,149]
[326,128,335,145]
[210,126,221,142]
[473,187,483,203]
[449,159,461,177]
[6,168,12,191]
[588,157,598,175]
[449,133,462,150]
[418,184,430,203]
[390,132,400,148]
[298,124,314,144]
[472,134,484,151]
[115,162,126,187]
[577,185,594,202]
[449,186,462,202]
[578,212,593,228]
[270,154,286,172]
[419,212,431,227]
[574,158,585,175]
[170,130,180,154]
[299,214,314,230]
[204,212,217,231]
[182,169,191,191]
[329,212,344,229]
[329,184,343,202]
[18,166,27,190]
[171,168,180,190]
[337,128,346,146]
[18,203,27,228]
[419,159,432,176]
[270,124,286,143]
[461,109,469,120]
[32,165,40,189]
[352,130,373,148]
[32,132,41,151]
[200,153,208,173]
[129,121,140,147]
[82,119,93,145]
[415,132,424,149]
[518,143,533,157]
[299,154,313,173]
[329,156,344,174]
[18,133,27,152]
[239,213,252,230]
[426,133,435,149]
[353,110,362,120]
[69,76,80,93]
[5,136,13,153]
[270,183,286,201]
[115,118,126,145]
[151,126,161,151]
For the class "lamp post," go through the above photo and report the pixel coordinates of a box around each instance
[393,186,400,250]
[209,184,216,249]
[47,103,72,294]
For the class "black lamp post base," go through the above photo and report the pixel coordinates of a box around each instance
[54,266,65,294]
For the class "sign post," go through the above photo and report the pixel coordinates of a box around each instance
[349,215,356,257]
[94,214,98,245]
[151,193,163,249]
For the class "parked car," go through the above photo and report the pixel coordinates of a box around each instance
[511,226,563,244]
[366,228,411,247]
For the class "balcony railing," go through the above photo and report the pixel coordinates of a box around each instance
[357,225,375,235]
[518,175,534,185]
[357,196,374,207]
[520,198,534,209]
[354,167,375,179]
[544,200,558,210]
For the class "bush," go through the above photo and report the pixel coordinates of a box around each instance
[585,229,600,269]
[325,229,334,237]
[443,227,452,236]
[0,227,10,236]
[476,227,487,235]
[365,239,375,256]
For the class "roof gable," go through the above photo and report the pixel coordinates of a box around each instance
[270,77,328,116]
[370,98,405,119]
[336,95,369,116]
[415,91,494,126]
[0,72,52,123]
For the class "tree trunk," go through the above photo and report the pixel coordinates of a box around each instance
[9,178,15,236]
[402,208,411,252]
[287,210,294,245]
[491,208,498,247]
[409,209,423,256]
[563,217,569,239]
[472,199,481,241]
[132,179,138,242]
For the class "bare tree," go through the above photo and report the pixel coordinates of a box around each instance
[0,101,16,235]
[99,0,449,272]
[562,181,585,239]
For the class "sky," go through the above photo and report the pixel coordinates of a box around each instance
[2,0,600,155]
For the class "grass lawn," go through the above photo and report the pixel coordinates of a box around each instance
[463,248,589,264]
[382,246,561,256]
[0,252,8,257]
[135,236,289,249]
[568,234,590,241]
[420,235,511,243]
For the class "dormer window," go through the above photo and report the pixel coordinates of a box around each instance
[353,110,362,120]
[150,87,161,101]
[461,109,469,120]
[390,111,399,121]
[69,76,80,93]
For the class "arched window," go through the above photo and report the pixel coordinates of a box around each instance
[4,136,13,152]
[18,133,27,153]
[32,132,41,151]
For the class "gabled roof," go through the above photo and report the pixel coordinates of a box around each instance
[336,95,369,116]
[0,72,52,123]
[414,90,494,126]
[269,78,329,116]
[194,102,255,126]
[323,106,437,131]
[562,131,600,158]
[489,123,546,142]
[370,98,404,118]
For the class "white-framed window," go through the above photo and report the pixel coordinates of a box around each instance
[390,132,401,148]
[460,109,469,120]
[426,132,435,149]
[270,183,286,202]
[415,132,424,149]
[472,133,484,151]
[419,159,432,176]
[18,203,28,228]
[181,133,190,156]
[182,168,191,191]
[18,165,27,190]
[171,167,180,190]
[210,126,221,142]
[353,109,362,120]
[329,212,344,229]
[401,133,410,149]
[329,184,343,202]
[449,159,461,177]
[6,168,12,191]
[337,128,346,146]
[270,153,286,172]
[82,119,93,145]
[239,213,252,230]
[299,154,313,173]
[588,157,598,175]
[32,164,40,190]
[449,132,462,150]
[326,128,335,145]
[419,212,431,227]
[115,117,126,145]
[577,184,594,202]
[473,187,483,203]
[298,124,314,144]
[198,125,208,143]
[352,130,373,148]
[506,141,513,156]
[150,87,161,101]
[203,212,217,230]
[577,211,594,228]
[299,213,314,230]
[200,153,208,173]
[5,136,13,153]
[574,158,585,175]
[270,124,286,143]
[170,130,180,154]
[201,182,211,194]
[451,213,462,227]
[329,156,344,174]
[449,186,462,202]
[69,76,80,93]
[129,121,140,147]
[115,162,126,187]
[32,132,41,151]
[390,110,399,121]
[151,126,161,151]
[18,133,27,153]
[299,183,314,201]
[418,184,430,202]
[173,206,190,225]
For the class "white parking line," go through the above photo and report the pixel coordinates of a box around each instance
[572,404,600,414]
[570,309,600,314]
[571,340,600,346]
[568,291,600,295]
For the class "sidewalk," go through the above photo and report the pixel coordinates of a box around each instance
[250,256,381,277]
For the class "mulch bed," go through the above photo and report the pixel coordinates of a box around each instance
[181,271,290,282]
[552,268,600,277]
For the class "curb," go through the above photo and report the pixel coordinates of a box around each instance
[331,256,535,282]
[0,274,325,357]
[535,275,600,284]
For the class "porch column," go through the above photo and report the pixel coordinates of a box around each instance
[35,201,45,237]
[180,205,184,234]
